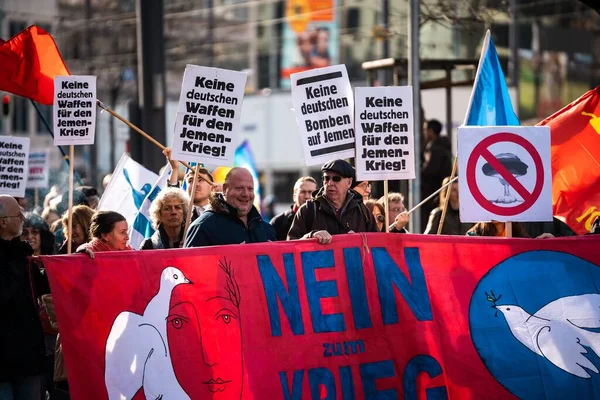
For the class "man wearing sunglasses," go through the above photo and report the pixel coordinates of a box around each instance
[287,159,378,244]
[0,195,50,399]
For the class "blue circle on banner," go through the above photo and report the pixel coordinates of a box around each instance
[469,251,600,399]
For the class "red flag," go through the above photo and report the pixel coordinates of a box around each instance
[537,86,600,234]
[0,25,70,105]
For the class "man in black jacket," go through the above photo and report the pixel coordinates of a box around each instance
[184,168,276,247]
[0,195,49,399]
[270,176,317,240]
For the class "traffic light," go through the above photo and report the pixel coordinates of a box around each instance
[1,95,10,118]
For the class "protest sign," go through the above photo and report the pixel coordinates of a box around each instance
[0,135,30,197]
[459,126,552,222]
[26,150,49,189]
[291,64,354,165]
[53,75,97,146]
[355,86,415,181]
[171,65,247,166]
[43,234,600,399]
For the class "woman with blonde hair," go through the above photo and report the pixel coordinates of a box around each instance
[58,205,95,254]
[141,188,190,250]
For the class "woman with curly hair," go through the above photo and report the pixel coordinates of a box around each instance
[141,188,190,250]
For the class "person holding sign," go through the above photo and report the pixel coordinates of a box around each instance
[164,148,214,222]
[287,159,378,244]
[184,168,276,247]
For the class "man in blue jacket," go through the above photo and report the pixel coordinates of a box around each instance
[184,167,276,247]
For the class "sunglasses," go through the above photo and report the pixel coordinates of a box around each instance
[323,175,344,183]
[375,215,385,223]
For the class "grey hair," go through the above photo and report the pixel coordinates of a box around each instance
[149,188,190,229]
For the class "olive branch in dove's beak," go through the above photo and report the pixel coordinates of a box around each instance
[485,290,502,317]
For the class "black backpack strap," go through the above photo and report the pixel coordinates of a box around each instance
[306,199,318,233]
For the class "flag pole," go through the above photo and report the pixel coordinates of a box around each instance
[390,176,457,231]
[505,221,512,238]
[30,100,83,185]
[67,145,75,254]
[96,100,193,170]
[183,164,200,239]
[384,180,389,232]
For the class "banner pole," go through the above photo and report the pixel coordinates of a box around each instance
[505,222,513,238]
[30,99,83,186]
[67,145,75,254]
[390,176,457,231]
[34,188,39,209]
[96,100,193,170]
[384,180,389,232]
[183,164,200,239]
[438,156,458,235]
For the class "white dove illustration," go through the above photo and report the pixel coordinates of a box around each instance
[105,266,193,399]
[493,293,600,379]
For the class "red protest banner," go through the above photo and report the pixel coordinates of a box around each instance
[42,234,600,399]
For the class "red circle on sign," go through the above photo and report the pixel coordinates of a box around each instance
[466,132,544,216]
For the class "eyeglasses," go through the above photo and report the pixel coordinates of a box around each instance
[357,182,371,189]
[375,215,385,223]
[390,207,405,213]
[1,213,24,220]
[323,175,344,183]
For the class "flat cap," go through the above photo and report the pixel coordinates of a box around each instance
[321,159,355,179]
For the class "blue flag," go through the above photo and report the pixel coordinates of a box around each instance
[465,30,520,126]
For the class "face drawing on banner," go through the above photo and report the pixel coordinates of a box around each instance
[104,266,192,400]
[167,258,243,398]
[470,251,600,399]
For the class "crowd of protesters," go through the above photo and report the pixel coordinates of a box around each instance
[1,119,595,399]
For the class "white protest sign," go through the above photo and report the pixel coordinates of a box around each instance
[0,136,30,197]
[26,150,49,189]
[458,126,552,222]
[291,65,354,166]
[53,75,97,146]
[355,86,415,181]
[171,65,247,166]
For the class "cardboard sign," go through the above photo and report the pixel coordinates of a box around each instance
[171,65,247,166]
[458,126,552,222]
[53,75,97,146]
[0,135,30,197]
[26,150,49,189]
[355,86,415,181]
[291,64,354,166]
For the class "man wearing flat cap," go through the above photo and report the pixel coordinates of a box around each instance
[287,159,378,244]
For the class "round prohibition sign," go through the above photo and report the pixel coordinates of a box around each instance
[466,132,544,216]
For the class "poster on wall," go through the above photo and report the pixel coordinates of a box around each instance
[280,0,339,88]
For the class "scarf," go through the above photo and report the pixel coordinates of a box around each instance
[82,238,133,253]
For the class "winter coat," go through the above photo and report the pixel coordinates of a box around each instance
[0,238,50,381]
[140,225,184,250]
[183,194,276,247]
[287,188,378,240]
[424,207,472,236]
[270,206,295,241]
